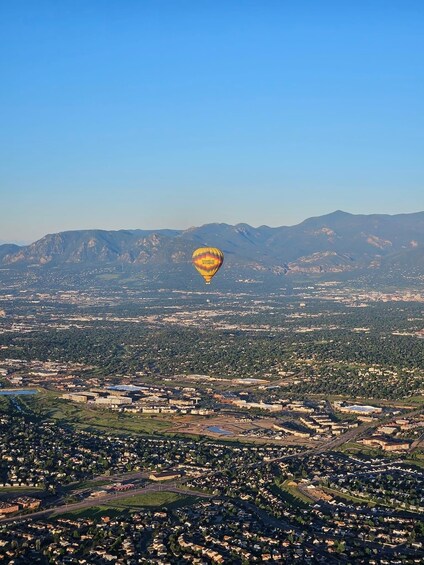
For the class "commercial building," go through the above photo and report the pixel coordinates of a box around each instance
[95,396,132,405]
[0,501,19,515]
[361,436,410,451]
[334,402,382,415]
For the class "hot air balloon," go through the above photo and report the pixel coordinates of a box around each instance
[192,247,224,284]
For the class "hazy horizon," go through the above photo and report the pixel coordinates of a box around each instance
[1,207,424,247]
[1,1,423,241]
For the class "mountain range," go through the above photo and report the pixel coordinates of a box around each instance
[1,211,423,278]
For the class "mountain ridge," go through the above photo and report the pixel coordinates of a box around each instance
[1,211,423,277]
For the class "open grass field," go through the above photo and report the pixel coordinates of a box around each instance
[404,396,424,406]
[19,391,288,444]
[62,479,112,493]
[59,506,130,520]
[0,485,43,492]
[58,492,198,519]
[21,391,172,435]
[110,491,193,508]
[322,486,376,507]
[282,480,315,504]
[338,441,383,458]
[0,486,44,497]
[271,480,311,508]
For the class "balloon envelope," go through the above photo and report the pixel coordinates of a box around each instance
[192,247,224,284]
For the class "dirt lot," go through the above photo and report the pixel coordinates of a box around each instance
[169,414,315,447]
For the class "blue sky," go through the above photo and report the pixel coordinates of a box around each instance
[1,1,423,242]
